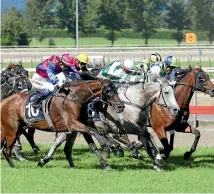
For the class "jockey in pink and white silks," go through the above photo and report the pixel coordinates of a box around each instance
[31,53,81,107]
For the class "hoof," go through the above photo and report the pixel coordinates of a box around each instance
[33,146,40,154]
[12,149,27,162]
[118,149,124,157]
[104,165,113,171]
[103,148,111,158]
[184,152,191,160]
[153,165,161,172]
[112,149,118,156]
[38,159,45,167]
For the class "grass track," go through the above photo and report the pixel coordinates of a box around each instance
[2,145,214,193]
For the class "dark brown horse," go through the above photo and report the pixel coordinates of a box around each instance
[1,79,124,167]
[151,65,214,159]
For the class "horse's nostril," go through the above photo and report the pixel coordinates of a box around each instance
[173,108,179,115]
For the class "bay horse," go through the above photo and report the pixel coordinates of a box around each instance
[37,81,180,171]
[1,79,125,168]
[0,63,38,161]
[151,65,214,159]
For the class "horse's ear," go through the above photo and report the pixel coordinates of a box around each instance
[8,63,15,69]
[197,63,201,69]
[18,61,23,66]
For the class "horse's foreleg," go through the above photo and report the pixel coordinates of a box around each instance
[138,126,161,171]
[183,125,200,160]
[168,130,175,153]
[112,134,141,159]
[38,133,66,167]
[104,133,124,158]
[82,133,112,170]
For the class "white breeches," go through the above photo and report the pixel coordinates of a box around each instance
[31,73,55,92]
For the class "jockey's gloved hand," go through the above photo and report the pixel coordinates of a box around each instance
[169,80,176,86]
[50,75,58,85]
[57,80,64,88]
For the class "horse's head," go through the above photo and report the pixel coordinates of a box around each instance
[11,63,29,77]
[100,79,125,113]
[176,65,214,97]
[193,65,214,97]
[155,82,180,116]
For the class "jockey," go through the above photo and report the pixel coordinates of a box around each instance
[31,53,84,107]
[164,56,182,81]
[98,59,146,83]
[147,53,166,77]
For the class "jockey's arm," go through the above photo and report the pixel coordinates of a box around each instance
[120,74,145,83]
[47,63,58,84]
[66,67,81,80]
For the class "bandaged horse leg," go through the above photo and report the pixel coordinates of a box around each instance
[38,133,66,167]
[81,133,112,170]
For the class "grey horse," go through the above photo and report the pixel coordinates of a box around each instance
[38,81,180,171]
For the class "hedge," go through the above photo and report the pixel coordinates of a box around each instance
[40,28,209,40]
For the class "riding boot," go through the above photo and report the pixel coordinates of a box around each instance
[30,89,51,107]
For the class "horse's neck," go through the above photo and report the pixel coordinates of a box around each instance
[119,83,159,106]
[74,80,101,103]
[176,71,195,108]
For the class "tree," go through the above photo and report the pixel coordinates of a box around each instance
[166,0,190,45]
[127,0,164,45]
[56,0,88,45]
[97,0,126,46]
[189,0,214,44]
[1,7,29,45]
[25,0,55,43]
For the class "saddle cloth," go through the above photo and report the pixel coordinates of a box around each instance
[25,93,53,126]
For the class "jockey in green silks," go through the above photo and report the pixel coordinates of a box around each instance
[97,59,146,83]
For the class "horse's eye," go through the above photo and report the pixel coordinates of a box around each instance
[164,91,169,95]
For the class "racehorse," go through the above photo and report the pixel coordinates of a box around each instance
[151,65,214,159]
[1,79,125,168]
[0,63,38,161]
[37,81,180,171]
[1,63,31,101]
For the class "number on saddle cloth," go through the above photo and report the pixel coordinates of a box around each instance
[87,98,101,121]
[25,94,46,123]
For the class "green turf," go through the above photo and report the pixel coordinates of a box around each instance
[29,37,213,47]
[1,145,214,193]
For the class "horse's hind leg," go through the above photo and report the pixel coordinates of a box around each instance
[5,132,17,168]
[23,127,40,153]
[38,133,66,167]
[82,133,112,170]
[64,132,78,167]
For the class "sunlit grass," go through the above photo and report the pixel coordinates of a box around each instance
[2,144,214,193]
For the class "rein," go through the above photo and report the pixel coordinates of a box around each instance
[122,84,168,110]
